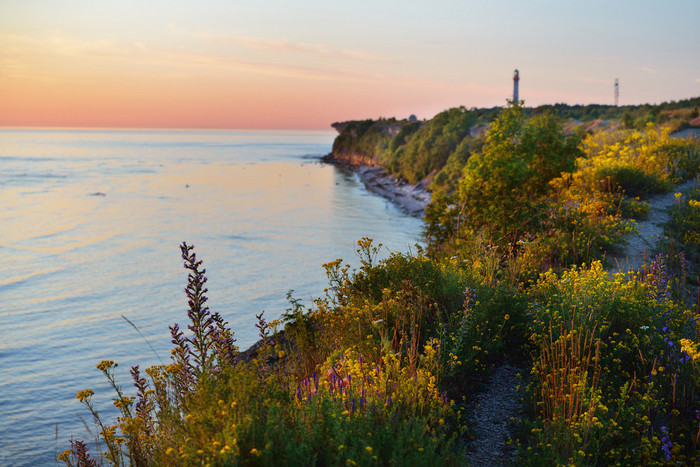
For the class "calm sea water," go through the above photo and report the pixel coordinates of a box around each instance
[0,128,423,466]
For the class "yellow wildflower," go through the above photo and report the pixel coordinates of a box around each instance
[96,360,116,371]
[76,389,94,402]
[57,449,71,462]
[681,338,699,360]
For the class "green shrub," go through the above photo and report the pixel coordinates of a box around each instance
[595,165,670,197]
[457,104,582,253]
[313,239,466,368]
[440,283,528,396]
[666,187,700,261]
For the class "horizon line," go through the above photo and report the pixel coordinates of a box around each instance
[0,125,336,132]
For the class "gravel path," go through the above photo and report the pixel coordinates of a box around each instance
[611,178,698,273]
[465,364,522,466]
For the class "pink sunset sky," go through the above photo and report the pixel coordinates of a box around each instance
[2,0,699,130]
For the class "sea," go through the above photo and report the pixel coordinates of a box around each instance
[0,128,424,466]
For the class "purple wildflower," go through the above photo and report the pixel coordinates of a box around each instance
[70,440,97,467]
[131,365,150,419]
[660,426,672,461]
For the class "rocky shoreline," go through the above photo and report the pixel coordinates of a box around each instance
[321,154,431,218]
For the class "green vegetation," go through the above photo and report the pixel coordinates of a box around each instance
[454,105,581,253]
[664,186,700,278]
[330,97,700,195]
[62,101,700,466]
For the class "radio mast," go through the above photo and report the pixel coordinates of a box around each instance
[614,78,619,106]
[513,69,520,103]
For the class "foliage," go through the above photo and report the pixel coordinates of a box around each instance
[664,187,700,274]
[456,103,582,252]
[331,119,396,164]
[579,123,699,194]
[430,134,486,196]
[332,107,495,186]
[330,99,700,208]
[61,242,467,466]
[310,239,466,374]
[517,258,699,465]
[425,106,700,283]
[384,107,477,183]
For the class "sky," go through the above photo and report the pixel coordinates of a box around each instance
[1,0,699,130]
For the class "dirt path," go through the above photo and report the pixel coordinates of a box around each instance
[611,178,698,273]
[465,363,522,466]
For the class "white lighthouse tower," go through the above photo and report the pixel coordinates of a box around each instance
[513,69,520,103]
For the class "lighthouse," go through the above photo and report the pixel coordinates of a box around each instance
[513,69,520,103]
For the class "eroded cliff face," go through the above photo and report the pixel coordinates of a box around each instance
[328,119,414,167]
[324,150,380,167]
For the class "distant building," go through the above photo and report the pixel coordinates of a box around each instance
[513,69,519,103]
[408,114,418,122]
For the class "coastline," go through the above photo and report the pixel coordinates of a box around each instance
[239,155,432,364]
[321,154,431,218]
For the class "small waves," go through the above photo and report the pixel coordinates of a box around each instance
[1,231,122,256]
[0,261,65,291]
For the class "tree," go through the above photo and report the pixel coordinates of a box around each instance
[456,103,582,251]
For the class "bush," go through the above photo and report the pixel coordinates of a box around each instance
[313,239,466,369]
[517,258,699,465]
[663,187,700,279]
[595,165,670,197]
[457,104,581,253]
